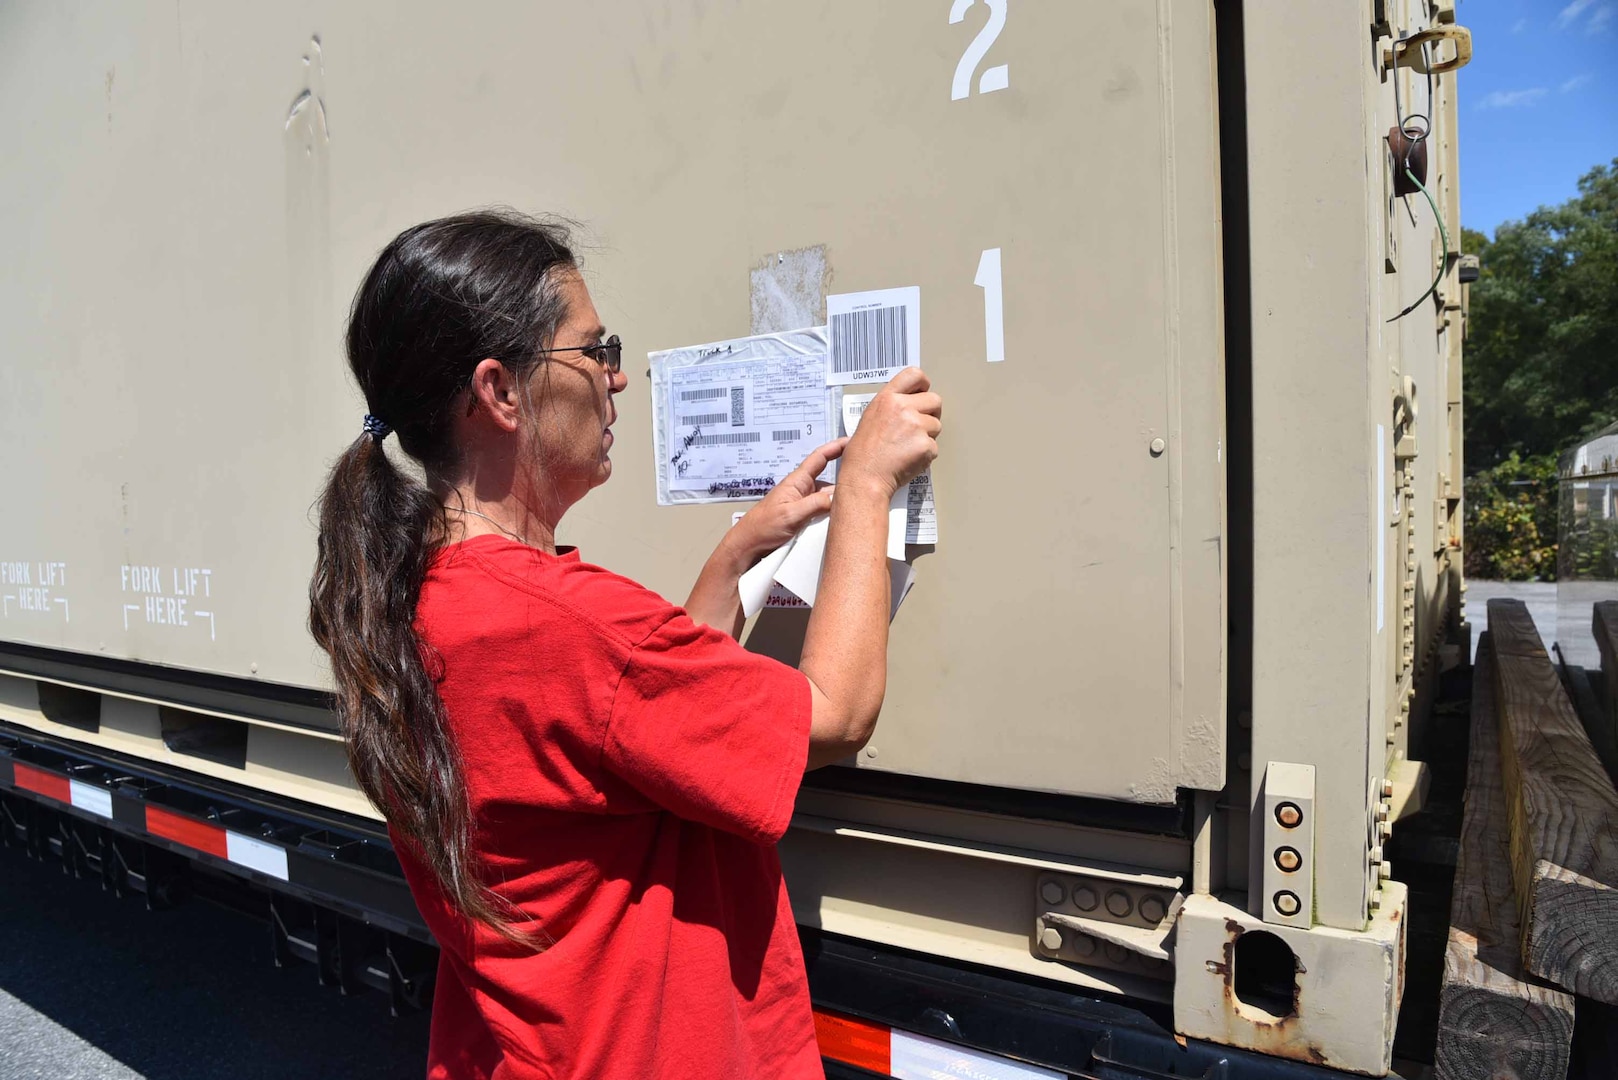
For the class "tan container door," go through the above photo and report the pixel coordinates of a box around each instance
[0,2,1223,803]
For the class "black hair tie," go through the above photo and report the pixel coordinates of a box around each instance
[362,414,393,442]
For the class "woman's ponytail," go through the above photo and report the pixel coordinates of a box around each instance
[308,210,576,943]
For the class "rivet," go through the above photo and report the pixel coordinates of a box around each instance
[1138,895,1168,924]
[1105,890,1133,918]
[864,746,878,758]
[1039,926,1064,951]
[1149,437,1166,456]
[1273,890,1302,917]
[1275,802,1303,828]
[1072,886,1100,911]
[1274,847,1301,873]
[1040,880,1066,906]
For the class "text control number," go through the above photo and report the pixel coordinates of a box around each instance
[950,0,1009,101]
[974,248,1005,363]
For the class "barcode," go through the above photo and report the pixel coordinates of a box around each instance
[690,432,761,447]
[680,387,728,402]
[729,386,746,426]
[680,413,728,427]
[831,306,907,374]
[771,429,802,442]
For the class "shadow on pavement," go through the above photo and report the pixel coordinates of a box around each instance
[0,842,429,1080]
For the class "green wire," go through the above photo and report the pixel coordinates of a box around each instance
[1388,165,1450,323]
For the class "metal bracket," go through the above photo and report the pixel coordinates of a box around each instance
[1260,762,1315,928]
[1383,25,1473,75]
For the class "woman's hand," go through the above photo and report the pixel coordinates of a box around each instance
[728,438,848,565]
[836,368,942,499]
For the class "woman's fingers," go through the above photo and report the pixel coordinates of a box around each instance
[908,391,943,418]
[789,438,849,484]
[884,367,930,395]
[783,487,835,529]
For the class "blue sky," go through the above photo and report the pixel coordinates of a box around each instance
[1455,0,1618,235]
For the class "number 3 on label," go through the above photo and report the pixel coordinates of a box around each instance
[950,0,1009,101]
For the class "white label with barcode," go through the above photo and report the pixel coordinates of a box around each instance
[825,286,921,386]
[663,351,829,499]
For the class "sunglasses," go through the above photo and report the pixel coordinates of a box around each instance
[534,334,622,374]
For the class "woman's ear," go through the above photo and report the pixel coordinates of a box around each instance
[467,358,523,433]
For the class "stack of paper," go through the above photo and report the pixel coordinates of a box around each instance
[738,514,916,621]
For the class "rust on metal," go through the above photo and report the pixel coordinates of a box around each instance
[1213,922,1333,1068]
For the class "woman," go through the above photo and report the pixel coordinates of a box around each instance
[309,210,940,1080]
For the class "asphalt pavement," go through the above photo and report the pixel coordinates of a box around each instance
[0,841,430,1079]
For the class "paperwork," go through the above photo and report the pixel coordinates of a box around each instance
[739,512,916,621]
[649,328,836,505]
[840,392,937,551]
[826,286,921,386]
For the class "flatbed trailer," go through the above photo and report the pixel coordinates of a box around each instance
[1,1,1475,1075]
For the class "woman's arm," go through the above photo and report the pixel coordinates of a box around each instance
[799,369,940,769]
[682,532,752,639]
[683,440,846,638]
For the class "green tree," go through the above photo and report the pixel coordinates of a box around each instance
[1464,159,1618,469]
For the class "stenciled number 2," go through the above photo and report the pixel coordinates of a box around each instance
[949,0,1008,101]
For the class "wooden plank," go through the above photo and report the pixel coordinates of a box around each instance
[1596,601,1618,760]
[1435,635,1574,1080]
[1488,598,1618,1004]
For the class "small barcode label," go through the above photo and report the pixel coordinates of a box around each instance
[680,387,728,402]
[729,386,746,426]
[771,429,802,442]
[831,306,907,375]
[681,412,728,427]
[690,432,761,447]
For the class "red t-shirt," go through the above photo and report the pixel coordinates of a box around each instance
[391,535,822,1080]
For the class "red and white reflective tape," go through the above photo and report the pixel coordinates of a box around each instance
[144,805,289,881]
[814,1009,1064,1080]
[8,763,289,883]
[13,763,110,818]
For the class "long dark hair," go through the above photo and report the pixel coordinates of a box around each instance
[309,209,575,939]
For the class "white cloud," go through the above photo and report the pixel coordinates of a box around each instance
[1561,73,1595,92]
[1476,87,1549,109]
[1512,17,1529,33]
[1557,0,1614,31]
[1557,0,1596,29]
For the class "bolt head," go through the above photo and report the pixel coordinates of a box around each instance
[1138,895,1168,924]
[1275,847,1301,872]
[1072,886,1100,911]
[1039,926,1064,952]
[1273,890,1302,917]
[1104,890,1134,919]
[1040,880,1066,906]
[1275,802,1303,829]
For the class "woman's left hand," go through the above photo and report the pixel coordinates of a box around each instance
[729,438,848,565]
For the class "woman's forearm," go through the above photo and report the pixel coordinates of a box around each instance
[798,473,891,760]
[684,533,750,639]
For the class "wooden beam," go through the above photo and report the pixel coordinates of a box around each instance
[1435,636,1574,1080]
[1488,598,1618,1004]
[1595,601,1618,768]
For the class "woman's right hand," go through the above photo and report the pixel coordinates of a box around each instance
[838,368,942,498]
